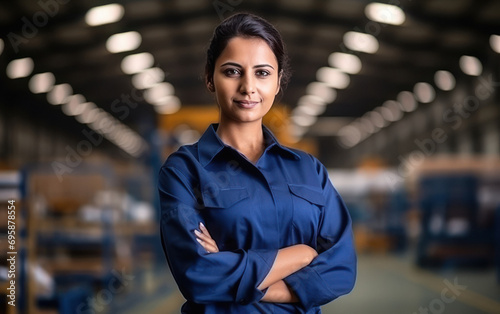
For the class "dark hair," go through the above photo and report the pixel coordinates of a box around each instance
[205,13,291,90]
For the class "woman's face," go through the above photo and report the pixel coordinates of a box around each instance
[211,36,281,124]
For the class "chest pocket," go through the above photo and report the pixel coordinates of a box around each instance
[199,186,250,251]
[201,186,249,209]
[288,184,325,244]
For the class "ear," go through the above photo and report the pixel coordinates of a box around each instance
[206,77,215,92]
[275,70,283,95]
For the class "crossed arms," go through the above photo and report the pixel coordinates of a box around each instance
[195,222,318,303]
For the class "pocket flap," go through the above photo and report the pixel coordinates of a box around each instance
[288,184,325,206]
[202,186,249,208]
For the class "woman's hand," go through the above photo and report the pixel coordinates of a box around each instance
[194,222,219,253]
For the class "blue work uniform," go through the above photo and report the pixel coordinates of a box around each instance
[158,124,356,313]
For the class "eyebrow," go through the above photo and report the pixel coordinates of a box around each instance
[220,62,275,70]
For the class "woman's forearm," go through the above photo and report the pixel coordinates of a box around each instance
[194,223,316,294]
[257,244,317,290]
[260,280,298,303]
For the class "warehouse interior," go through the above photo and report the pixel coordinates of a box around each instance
[1,0,500,313]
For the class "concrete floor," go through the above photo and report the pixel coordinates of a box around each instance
[115,253,500,314]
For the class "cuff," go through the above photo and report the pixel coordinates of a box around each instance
[235,249,278,305]
[283,266,336,310]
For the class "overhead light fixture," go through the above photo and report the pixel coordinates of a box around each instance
[292,114,317,127]
[316,67,350,89]
[75,102,97,124]
[397,91,417,112]
[132,67,165,89]
[434,70,455,91]
[490,34,500,53]
[328,52,362,74]
[357,117,376,135]
[29,72,55,94]
[47,83,73,105]
[91,111,117,135]
[154,96,181,114]
[381,100,403,121]
[375,106,394,123]
[121,52,155,74]
[6,57,34,79]
[459,55,482,76]
[62,94,86,116]
[85,3,124,26]
[144,82,175,104]
[343,31,379,54]
[295,95,327,116]
[338,125,362,148]
[306,82,337,103]
[367,110,386,128]
[413,82,435,103]
[106,31,142,53]
[365,3,406,25]
[290,124,307,140]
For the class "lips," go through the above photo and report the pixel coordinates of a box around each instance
[234,100,259,109]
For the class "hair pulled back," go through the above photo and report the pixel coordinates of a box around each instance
[205,13,291,90]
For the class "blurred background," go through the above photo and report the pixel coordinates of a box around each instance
[1,0,499,313]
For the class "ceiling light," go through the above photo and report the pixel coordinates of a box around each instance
[132,67,165,89]
[29,72,55,94]
[375,106,394,123]
[85,3,124,26]
[306,82,337,103]
[382,100,403,121]
[294,104,325,116]
[114,129,134,147]
[338,125,362,148]
[121,52,155,74]
[292,114,317,127]
[106,31,142,53]
[365,3,406,25]
[397,91,417,112]
[75,102,97,123]
[434,70,456,91]
[92,113,117,134]
[316,67,350,89]
[295,96,327,116]
[490,34,500,53]
[6,57,34,79]
[290,124,307,140]
[62,94,86,116]
[144,82,175,104]
[154,96,181,114]
[0,39,4,55]
[358,117,376,134]
[47,83,72,105]
[368,110,386,128]
[328,52,362,74]
[177,128,201,145]
[459,55,482,76]
[413,82,435,103]
[107,125,126,143]
[343,31,379,54]
[89,111,112,132]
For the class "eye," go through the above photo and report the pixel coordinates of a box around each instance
[223,68,241,77]
[256,70,270,77]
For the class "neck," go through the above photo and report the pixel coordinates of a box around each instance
[216,119,265,163]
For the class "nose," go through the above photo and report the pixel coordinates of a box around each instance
[239,74,255,95]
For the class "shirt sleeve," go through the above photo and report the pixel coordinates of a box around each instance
[283,160,357,310]
[158,165,278,305]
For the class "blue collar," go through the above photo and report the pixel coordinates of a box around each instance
[198,124,300,167]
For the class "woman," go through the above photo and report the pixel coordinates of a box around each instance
[158,13,356,313]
